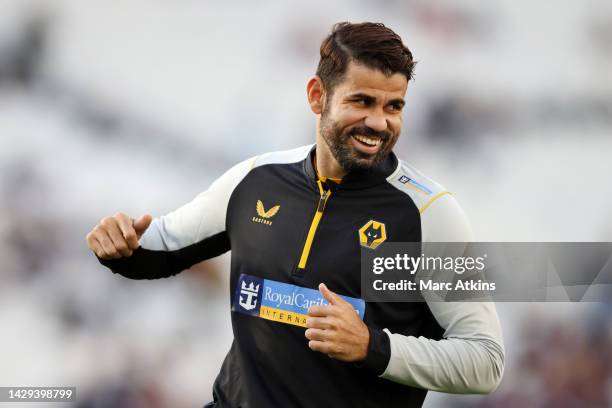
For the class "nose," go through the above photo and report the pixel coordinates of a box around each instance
[364,111,388,133]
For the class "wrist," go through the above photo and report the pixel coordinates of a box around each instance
[355,326,391,375]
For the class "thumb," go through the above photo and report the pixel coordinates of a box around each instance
[319,283,343,306]
[133,214,153,237]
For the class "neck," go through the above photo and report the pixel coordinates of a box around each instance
[314,143,346,180]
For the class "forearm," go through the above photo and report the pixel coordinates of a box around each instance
[97,247,177,279]
[97,231,230,279]
[376,302,504,394]
[381,330,504,393]
[90,156,255,280]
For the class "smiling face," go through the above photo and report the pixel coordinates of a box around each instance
[309,61,408,176]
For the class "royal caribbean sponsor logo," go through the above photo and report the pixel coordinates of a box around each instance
[233,274,264,316]
[398,175,432,195]
[398,175,410,184]
[232,274,366,327]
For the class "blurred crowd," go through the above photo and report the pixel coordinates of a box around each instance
[0,1,611,407]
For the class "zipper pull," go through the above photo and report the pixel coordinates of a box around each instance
[317,189,329,212]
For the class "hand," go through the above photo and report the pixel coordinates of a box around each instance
[305,283,369,362]
[86,213,153,259]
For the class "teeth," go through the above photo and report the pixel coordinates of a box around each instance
[353,135,381,147]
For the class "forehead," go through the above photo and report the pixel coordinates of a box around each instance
[333,61,408,99]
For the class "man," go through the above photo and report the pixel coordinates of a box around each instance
[87,22,504,408]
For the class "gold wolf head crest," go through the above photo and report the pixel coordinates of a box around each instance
[256,200,280,219]
[358,220,387,250]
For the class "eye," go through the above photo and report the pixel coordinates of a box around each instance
[389,103,404,111]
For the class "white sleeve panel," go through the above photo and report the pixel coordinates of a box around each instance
[380,193,505,394]
[381,302,504,394]
[138,144,313,252]
[420,193,473,243]
[139,156,257,251]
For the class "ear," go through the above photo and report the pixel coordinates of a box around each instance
[306,76,326,114]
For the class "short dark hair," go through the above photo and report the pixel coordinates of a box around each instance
[316,22,416,99]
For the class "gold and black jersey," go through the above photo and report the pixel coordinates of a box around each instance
[98,144,504,408]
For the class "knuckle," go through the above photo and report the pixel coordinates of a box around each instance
[100,239,113,251]
[332,318,343,329]
[124,231,137,241]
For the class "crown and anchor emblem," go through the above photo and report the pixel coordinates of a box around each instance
[239,280,260,311]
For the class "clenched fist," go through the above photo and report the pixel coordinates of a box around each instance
[86,213,153,259]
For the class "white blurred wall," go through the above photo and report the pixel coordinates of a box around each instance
[0,1,611,407]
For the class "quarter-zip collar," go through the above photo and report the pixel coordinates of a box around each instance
[302,144,398,191]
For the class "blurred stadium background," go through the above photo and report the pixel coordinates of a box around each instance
[0,1,611,407]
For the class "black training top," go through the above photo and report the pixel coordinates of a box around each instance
[98,144,504,408]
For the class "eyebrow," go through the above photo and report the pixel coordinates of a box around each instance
[346,92,405,106]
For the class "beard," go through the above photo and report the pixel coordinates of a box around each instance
[319,109,397,173]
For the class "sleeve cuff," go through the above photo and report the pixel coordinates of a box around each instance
[355,326,391,375]
[95,247,154,279]
[96,250,137,273]
[96,255,120,271]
